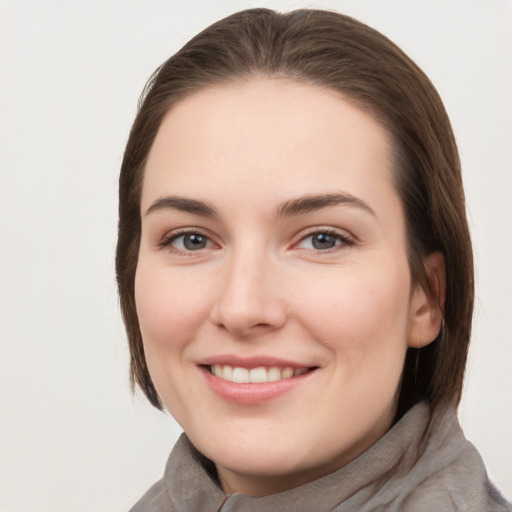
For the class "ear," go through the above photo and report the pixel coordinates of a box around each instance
[408,251,446,348]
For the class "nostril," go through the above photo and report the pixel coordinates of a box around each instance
[212,312,283,338]
[253,322,273,329]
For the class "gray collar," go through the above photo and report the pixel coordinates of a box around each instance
[144,401,509,511]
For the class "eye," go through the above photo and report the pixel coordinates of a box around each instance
[296,230,353,251]
[160,231,215,252]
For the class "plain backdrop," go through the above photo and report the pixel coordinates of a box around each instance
[0,1,511,510]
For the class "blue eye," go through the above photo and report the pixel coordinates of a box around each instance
[312,233,338,249]
[297,231,351,251]
[166,233,213,251]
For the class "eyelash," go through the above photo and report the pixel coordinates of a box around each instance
[157,229,216,255]
[157,227,355,255]
[293,228,355,253]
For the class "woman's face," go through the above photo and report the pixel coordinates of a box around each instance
[135,79,430,495]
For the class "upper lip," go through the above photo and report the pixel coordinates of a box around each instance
[198,354,316,370]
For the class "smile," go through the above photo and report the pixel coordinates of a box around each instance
[209,365,310,383]
[202,362,318,405]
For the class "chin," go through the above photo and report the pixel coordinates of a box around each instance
[193,428,330,481]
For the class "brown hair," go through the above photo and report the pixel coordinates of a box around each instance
[116,8,474,415]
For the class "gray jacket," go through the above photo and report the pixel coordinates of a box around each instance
[129,402,511,511]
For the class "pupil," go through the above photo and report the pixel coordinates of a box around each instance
[184,234,206,250]
[312,233,336,250]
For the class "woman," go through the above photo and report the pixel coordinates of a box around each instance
[116,8,511,511]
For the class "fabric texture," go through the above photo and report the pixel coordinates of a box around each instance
[129,402,511,511]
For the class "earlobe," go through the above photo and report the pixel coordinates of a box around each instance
[408,251,446,348]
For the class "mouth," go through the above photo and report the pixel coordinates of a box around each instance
[207,364,314,383]
[198,356,319,404]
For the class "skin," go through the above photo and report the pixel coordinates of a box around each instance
[135,79,444,496]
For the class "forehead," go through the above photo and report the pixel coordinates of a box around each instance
[141,78,398,218]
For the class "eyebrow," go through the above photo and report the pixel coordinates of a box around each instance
[145,196,219,217]
[275,193,375,218]
[144,192,375,219]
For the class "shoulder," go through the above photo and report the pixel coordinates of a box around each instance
[359,403,511,512]
[400,477,511,512]
[127,434,226,512]
[398,407,511,512]
[128,478,174,512]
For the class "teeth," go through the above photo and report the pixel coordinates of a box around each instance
[222,364,233,381]
[267,367,282,382]
[232,367,249,383]
[210,365,309,383]
[249,367,267,383]
[281,367,293,379]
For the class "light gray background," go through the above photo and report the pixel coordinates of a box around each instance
[0,1,511,510]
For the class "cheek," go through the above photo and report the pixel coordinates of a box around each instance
[134,265,211,352]
[134,264,214,424]
[293,262,411,357]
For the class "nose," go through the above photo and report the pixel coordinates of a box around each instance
[210,249,287,338]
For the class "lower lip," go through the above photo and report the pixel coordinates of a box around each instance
[200,366,314,405]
